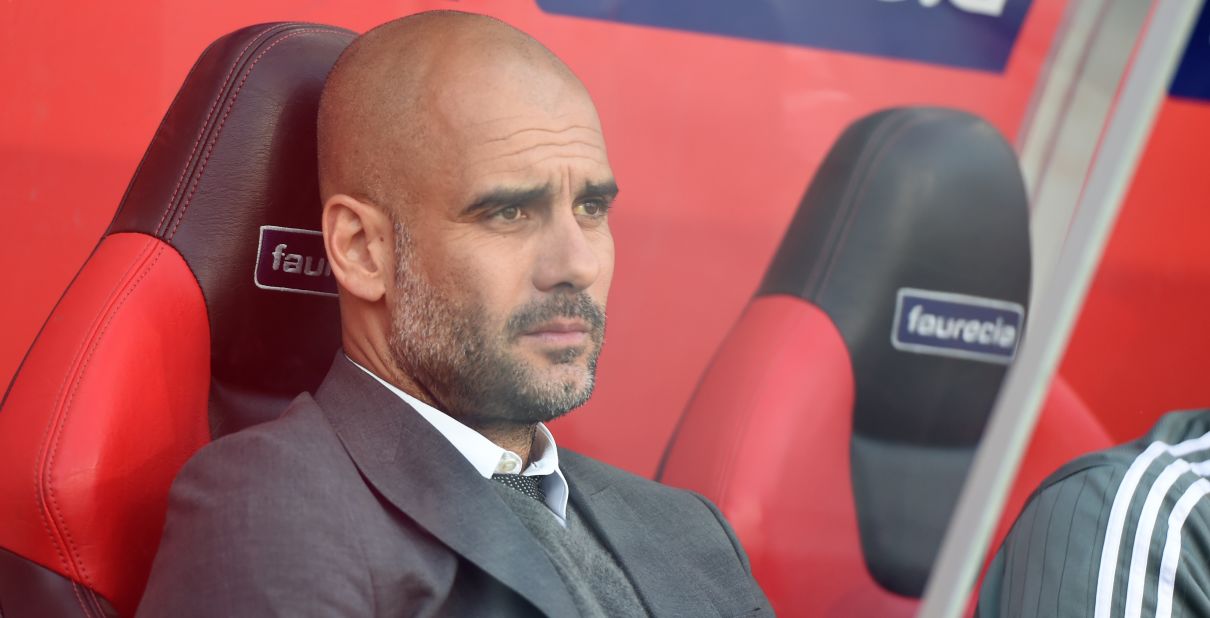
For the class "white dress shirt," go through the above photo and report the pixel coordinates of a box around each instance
[349,359,570,526]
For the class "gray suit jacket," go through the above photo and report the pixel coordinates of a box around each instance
[137,356,771,617]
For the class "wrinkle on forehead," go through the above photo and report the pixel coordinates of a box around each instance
[479,124,602,143]
[471,153,612,183]
[470,137,606,166]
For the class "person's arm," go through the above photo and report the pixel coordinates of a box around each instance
[978,464,1210,617]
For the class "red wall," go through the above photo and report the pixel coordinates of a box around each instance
[1060,96,1210,441]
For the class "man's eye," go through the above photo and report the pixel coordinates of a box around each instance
[575,201,609,217]
[495,206,522,221]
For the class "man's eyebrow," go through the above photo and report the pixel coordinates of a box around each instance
[462,184,554,216]
[580,180,619,200]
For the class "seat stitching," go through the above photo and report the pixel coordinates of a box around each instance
[85,585,107,617]
[44,240,166,589]
[33,237,158,580]
[153,27,275,237]
[166,28,338,241]
[69,579,94,618]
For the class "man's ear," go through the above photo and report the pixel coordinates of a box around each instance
[322,193,393,302]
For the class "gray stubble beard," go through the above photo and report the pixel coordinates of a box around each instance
[386,221,605,427]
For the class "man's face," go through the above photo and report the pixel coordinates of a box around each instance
[385,72,616,428]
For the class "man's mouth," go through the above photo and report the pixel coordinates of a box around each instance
[519,319,591,345]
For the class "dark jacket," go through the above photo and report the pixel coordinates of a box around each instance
[137,355,771,617]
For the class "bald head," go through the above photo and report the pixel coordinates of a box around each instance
[318,10,594,211]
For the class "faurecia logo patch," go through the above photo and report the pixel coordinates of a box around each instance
[891,288,1023,364]
[537,0,1032,72]
[253,226,337,297]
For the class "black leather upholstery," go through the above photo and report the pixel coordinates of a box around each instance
[108,23,354,437]
[759,107,1030,595]
[0,547,117,618]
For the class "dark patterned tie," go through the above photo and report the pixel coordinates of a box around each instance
[491,473,547,503]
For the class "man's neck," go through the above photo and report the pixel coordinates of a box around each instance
[344,337,443,408]
[345,342,539,465]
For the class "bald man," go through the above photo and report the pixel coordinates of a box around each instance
[137,11,771,617]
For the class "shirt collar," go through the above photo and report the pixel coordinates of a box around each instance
[347,358,569,524]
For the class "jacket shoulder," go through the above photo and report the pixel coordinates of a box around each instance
[138,393,375,616]
[175,393,355,499]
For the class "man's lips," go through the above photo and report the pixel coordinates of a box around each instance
[519,319,590,344]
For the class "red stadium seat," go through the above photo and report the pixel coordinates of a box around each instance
[0,23,352,616]
[657,107,1109,615]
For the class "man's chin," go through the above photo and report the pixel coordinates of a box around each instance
[518,365,595,415]
[454,346,599,424]
[515,339,590,365]
[531,364,593,396]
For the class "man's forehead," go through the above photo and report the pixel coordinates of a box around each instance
[460,137,612,199]
[467,121,606,159]
[397,75,601,173]
[431,75,601,139]
[438,101,611,189]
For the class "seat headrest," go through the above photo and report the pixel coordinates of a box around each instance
[759,107,1031,595]
[107,23,354,436]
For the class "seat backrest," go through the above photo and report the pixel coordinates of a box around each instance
[658,107,1031,615]
[0,23,353,616]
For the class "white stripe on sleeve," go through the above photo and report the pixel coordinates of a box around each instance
[1155,478,1210,618]
[1095,431,1210,618]
[1124,459,1191,618]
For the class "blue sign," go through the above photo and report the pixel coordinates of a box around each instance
[891,288,1023,364]
[538,0,1033,72]
[254,226,338,297]
[1170,0,1210,102]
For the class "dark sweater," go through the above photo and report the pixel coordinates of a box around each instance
[492,482,649,617]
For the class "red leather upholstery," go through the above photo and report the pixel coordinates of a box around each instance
[0,23,352,616]
[0,234,210,616]
[659,296,918,615]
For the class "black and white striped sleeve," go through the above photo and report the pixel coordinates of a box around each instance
[978,443,1210,617]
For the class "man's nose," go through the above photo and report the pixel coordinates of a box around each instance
[533,207,601,292]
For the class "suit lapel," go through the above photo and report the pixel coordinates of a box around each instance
[313,356,578,618]
[563,453,720,618]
